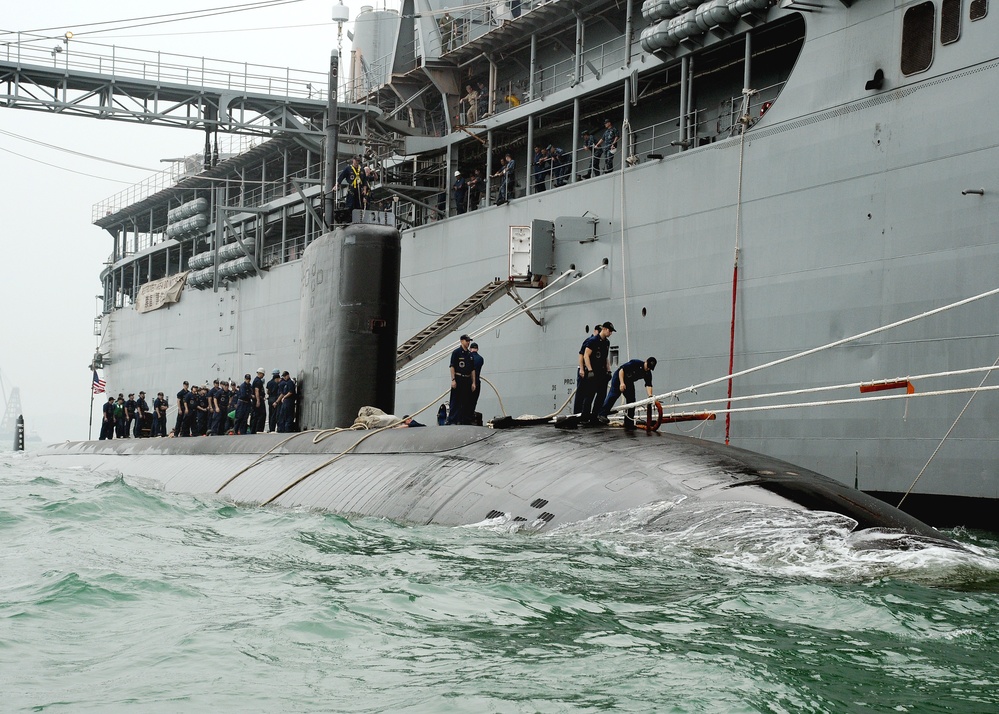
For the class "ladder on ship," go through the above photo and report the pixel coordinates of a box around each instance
[396,279,540,368]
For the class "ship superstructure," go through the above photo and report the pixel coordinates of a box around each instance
[10,0,995,523]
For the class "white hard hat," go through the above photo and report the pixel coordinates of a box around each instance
[454,170,461,177]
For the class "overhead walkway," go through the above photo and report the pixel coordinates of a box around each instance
[0,34,379,136]
[397,279,542,368]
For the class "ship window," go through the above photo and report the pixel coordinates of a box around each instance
[901,2,935,76]
[941,0,962,42]
[970,0,987,19]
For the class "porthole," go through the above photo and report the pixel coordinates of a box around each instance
[641,307,647,317]
[900,1,935,76]
[941,0,962,43]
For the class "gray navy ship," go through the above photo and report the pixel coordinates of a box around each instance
[24,0,997,526]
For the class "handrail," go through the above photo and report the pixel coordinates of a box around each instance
[1,32,355,100]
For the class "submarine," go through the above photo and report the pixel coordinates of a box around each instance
[35,222,956,546]
[35,421,951,543]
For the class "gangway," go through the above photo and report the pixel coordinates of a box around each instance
[0,34,379,137]
[396,279,541,368]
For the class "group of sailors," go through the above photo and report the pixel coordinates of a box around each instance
[440,324,655,429]
[98,391,159,440]
[98,368,298,440]
[578,119,620,179]
[444,335,485,425]
[573,321,657,429]
[449,118,620,214]
[335,155,381,220]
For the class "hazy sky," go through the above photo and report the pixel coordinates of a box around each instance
[1,1,378,441]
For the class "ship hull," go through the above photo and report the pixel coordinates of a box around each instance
[93,5,999,525]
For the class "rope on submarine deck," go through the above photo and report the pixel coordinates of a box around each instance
[244,374,579,506]
[259,390,451,506]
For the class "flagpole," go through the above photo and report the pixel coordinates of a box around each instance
[89,372,95,440]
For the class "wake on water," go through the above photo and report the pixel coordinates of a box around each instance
[471,497,999,590]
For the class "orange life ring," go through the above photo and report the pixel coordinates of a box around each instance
[637,400,663,432]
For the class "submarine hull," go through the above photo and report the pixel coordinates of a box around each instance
[34,427,949,543]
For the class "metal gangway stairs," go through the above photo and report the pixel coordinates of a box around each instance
[396,279,539,368]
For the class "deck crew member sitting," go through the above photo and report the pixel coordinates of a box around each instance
[336,155,369,220]
[598,357,658,430]
[446,334,477,425]
[394,415,426,428]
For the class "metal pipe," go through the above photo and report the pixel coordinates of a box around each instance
[625,0,634,68]
[571,97,580,182]
[486,129,493,205]
[574,14,584,86]
[679,56,689,149]
[324,50,340,228]
[622,77,630,164]
[743,31,752,90]
[526,118,534,196]
[529,34,537,101]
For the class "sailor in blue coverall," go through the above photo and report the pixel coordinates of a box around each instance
[598,357,658,428]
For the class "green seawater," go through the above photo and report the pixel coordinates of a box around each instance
[2,452,999,713]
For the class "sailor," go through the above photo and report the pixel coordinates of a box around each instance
[549,145,568,187]
[100,396,116,440]
[572,324,601,420]
[252,368,266,434]
[453,171,468,214]
[438,11,454,52]
[208,379,221,435]
[532,146,547,193]
[234,374,254,435]
[336,155,369,219]
[394,415,426,428]
[575,322,614,424]
[276,371,297,433]
[216,381,232,435]
[135,391,149,438]
[467,169,483,211]
[115,395,127,438]
[462,84,478,124]
[266,369,281,432]
[195,385,211,436]
[153,392,168,437]
[183,386,198,437]
[446,334,477,425]
[476,81,489,119]
[175,381,190,437]
[596,118,619,174]
[493,154,516,205]
[579,130,596,179]
[598,357,658,430]
[469,342,485,422]
[124,393,136,438]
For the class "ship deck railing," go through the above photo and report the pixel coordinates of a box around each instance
[1,33,354,101]
[91,135,268,221]
[394,32,643,119]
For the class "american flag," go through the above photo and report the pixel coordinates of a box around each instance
[92,370,106,395]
